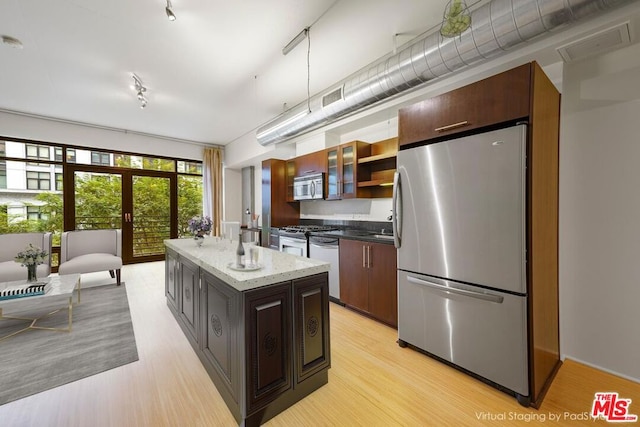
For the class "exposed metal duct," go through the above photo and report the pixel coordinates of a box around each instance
[256,0,633,146]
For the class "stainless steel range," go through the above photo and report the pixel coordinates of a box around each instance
[279,224,341,302]
[278,225,337,258]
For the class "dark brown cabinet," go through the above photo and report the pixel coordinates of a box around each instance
[398,63,531,146]
[200,270,241,410]
[293,274,331,383]
[179,255,199,346]
[296,150,327,176]
[166,247,330,426]
[326,141,368,200]
[165,248,179,312]
[245,283,292,414]
[339,238,397,327]
[262,159,299,247]
[397,61,560,408]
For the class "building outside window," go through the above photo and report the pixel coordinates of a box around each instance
[0,161,6,189]
[26,171,51,190]
[55,172,63,191]
[26,144,50,161]
[27,205,49,221]
[91,151,110,166]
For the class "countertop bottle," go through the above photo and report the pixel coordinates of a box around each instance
[236,232,245,268]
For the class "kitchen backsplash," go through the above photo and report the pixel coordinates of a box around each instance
[300,198,393,222]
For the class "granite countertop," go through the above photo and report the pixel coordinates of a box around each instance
[311,229,396,245]
[165,238,329,292]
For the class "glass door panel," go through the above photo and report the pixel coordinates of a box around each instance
[341,145,355,197]
[326,148,339,199]
[73,171,122,230]
[178,175,203,238]
[132,175,171,259]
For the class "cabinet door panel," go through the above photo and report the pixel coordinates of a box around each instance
[201,271,240,402]
[339,239,368,311]
[399,63,531,146]
[368,243,398,327]
[246,283,292,413]
[326,148,340,200]
[179,257,199,342]
[165,249,179,311]
[294,273,330,382]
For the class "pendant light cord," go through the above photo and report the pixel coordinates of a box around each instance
[306,28,311,114]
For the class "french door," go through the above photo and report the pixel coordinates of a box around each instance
[65,166,177,264]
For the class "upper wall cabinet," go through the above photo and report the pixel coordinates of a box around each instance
[398,64,531,146]
[326,141,369,200]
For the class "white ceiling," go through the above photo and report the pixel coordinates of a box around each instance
[0,0,461,145]
[2,1,640,148]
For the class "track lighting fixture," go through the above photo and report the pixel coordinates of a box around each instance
[132,74,148,109]
[165,0,176,21]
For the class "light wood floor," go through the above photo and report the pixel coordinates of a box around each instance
[0,261,638,426]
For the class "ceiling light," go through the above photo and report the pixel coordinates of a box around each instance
[165,0,176,21]
[282,28,308,55]
[1,35,23,49]
[132,74,148,109]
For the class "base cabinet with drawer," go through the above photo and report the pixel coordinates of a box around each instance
[165,246,330,427]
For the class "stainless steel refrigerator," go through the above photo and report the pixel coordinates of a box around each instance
[392,124,529,401]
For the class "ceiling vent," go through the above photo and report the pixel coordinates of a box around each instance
[322,86,344,108]
[557,21,631,62]
[256,0,636,146]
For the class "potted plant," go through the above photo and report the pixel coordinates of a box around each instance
[188,216,213,246]
[15,243,48,282]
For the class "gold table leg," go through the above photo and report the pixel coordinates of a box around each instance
[0,296,74,342]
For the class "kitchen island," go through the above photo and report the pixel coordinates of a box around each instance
[164,238,330,427]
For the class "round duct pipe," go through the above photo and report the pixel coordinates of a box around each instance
[256,0,633,146]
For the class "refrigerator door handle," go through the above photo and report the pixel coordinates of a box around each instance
[407,275,504,304]
[392,171,402,248]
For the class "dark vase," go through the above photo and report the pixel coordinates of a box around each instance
[27,264,38,283]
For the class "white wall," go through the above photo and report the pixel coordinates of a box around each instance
[559,42,640,382]
[223,167,242,223]
[0,110,205,160]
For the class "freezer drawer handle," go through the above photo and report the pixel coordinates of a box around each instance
[434,120,469,132]
[407,275,504,304]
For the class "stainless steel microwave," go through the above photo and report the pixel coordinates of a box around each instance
[293,173,324,200]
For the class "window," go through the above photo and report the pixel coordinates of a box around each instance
[67,148,76,163]
[55,172,63,191]
[26,171,51,190]
[27,206,49,221]
[0,161,5,189]
[91,151,110,166]
[177,160,203,175]
[55,147,77,163]
[26,144,50,161]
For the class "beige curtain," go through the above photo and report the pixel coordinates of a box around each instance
[203,147,223,236]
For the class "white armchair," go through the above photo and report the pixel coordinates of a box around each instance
[0,232,52,282]
[58,229,122,286]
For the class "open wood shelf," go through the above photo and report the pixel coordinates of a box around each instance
[358,152,396,164]
[357,179,393,187]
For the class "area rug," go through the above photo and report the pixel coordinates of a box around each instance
[0,283,138,405]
